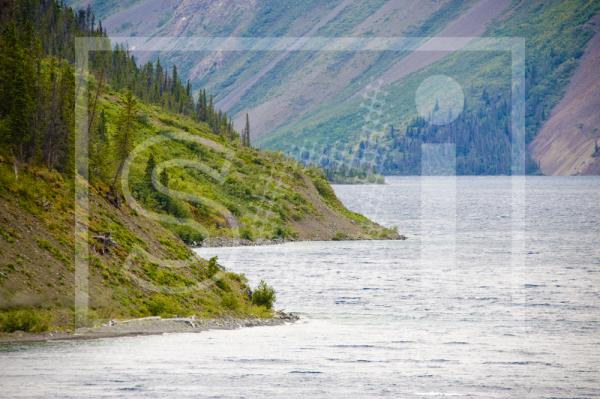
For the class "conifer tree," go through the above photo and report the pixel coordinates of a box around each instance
[145,153,156,182]
[111,90,137,198]
[242,113,251,147]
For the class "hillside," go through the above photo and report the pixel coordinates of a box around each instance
[95,87,398,243]
[85,0,600,176]
[0,0,397,334]
[259,0,600,175]
[0,86,396,332]
[0,160,274,330]
[530,14,600,175]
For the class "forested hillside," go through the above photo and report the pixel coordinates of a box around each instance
[0,0,396,332]
[0,0,235,177]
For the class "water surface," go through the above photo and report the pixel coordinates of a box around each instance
[1,177,599,398]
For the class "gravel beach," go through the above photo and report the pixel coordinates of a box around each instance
[0,311,299,343]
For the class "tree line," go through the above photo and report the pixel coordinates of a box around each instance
[0,0,240,176]
[288,89,517,176]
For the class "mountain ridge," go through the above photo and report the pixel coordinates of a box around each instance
[79,0,600,175]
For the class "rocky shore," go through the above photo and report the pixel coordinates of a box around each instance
[196,237,288,247]
[196,235,407,248]
[0,311,299,344]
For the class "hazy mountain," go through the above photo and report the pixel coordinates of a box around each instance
[76,0,600,175]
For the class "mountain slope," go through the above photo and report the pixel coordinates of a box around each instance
[83,0,600,176]
[0,160,271,329]
[74,0,459,135]
[0,0,397,334]
[0,84,396,332]
[530,15,600,175]
[260,0,600,175]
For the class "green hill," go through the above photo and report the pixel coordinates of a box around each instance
[93,87,397,243]
[0,0,396,334]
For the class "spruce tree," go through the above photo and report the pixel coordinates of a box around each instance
[145,153,156,182]
[242,113,251,147]
[111,90,137,198]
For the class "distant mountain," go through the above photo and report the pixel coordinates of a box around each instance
[77,0,600,175]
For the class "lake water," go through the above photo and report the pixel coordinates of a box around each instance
[1,176,599,398]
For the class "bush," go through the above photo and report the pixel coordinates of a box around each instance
[206,256,220,278]
[171,225,205,245]
[332,231,348,241]
[0,308,50,333]
[215,277,230,291]
[221,293,240,310]
[145,294,184,317]
[251,280,276,310]
[240,228,253,241]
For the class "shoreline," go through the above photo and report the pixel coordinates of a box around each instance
[195,235,407,248]
[0,311,299,344]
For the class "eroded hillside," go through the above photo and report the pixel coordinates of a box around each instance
[530,15,600,176]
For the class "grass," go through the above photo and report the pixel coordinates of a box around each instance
[0,308,51,333]
[36,239,71,265]
[0,160,279,331]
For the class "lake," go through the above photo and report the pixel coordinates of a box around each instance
[1,176,599,398]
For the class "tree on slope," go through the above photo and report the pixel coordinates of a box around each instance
[242,113,251,147]
[110,90,137,203]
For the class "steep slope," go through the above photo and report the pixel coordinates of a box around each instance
[375,0,510,87]
[74,0,461,136]
[95,87,398,243]
[261,0,600,175]
[0,84,396,332]
[82,0,600,176]
[0,0,397,334]
[530,15,600,176]
[0,160,271,331]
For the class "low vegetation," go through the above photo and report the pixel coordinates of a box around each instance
[0,308,51,333]
[251,281,276,310]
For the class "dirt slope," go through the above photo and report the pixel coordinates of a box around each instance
[215,0,354,112]
[376,0,511,87]
[238,0,511,139]
[226,0,452,138]
[530,16,600,176]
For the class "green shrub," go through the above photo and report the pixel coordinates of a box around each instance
[0,308,50,333]
[251,280,276,310]
[146,294,184,317]
[206,256,220,278]
[272,225,294,239]
[240,228,254,241]
[221,293,240,310]
[332,231,349,241]
[0,226,16,243]
[171,225,205,245]
[215,277,230,291]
